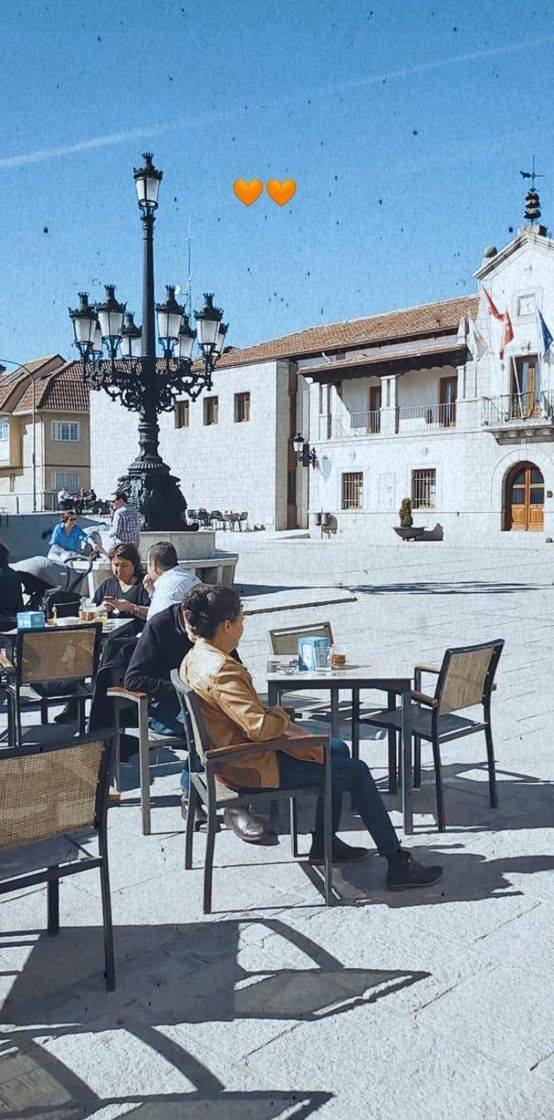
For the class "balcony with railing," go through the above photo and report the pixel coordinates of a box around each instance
[482,391,554,430]
[396,402,456,432]
[318,410,381,440]
[317,401,458,440]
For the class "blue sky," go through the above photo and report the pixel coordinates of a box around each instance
[1,0,553,364]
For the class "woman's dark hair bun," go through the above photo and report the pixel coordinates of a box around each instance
[183,585,241,639]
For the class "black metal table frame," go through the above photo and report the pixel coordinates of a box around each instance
[267,671,414,835]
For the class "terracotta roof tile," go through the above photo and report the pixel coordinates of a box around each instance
[215,294,479,369]
[0,355,64,411]
[14,362,89,413]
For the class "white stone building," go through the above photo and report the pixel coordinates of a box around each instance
[90,222,554,542]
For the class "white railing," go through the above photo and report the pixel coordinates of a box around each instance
[481,392,554,426]
[318,410,381,440]
[317,403,458,439]
[396,402,456,431]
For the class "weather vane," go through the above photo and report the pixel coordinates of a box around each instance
[520,156,545,224]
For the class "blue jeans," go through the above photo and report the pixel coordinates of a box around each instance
[179,734,351,797]
[276,741,400,856]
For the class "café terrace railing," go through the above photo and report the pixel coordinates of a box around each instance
[481,391,554,426]
[318,402,456,440]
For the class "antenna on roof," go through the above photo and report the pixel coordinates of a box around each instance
[520,156,545,224]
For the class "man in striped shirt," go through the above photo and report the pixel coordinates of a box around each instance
[108,491,141,547]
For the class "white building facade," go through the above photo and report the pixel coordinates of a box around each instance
[90,224,554,542]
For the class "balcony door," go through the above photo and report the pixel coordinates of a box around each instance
[368,385,381,433]
[439,376,457,426]
[505,461,544,531]
[511,356,540,419]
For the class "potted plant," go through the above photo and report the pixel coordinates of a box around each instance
[394,497,424,540]
[399,497,413,528]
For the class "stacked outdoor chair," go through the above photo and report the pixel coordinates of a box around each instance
[1,623,102,745]
[172,671,333,913]
[361,639,504,830]
[0,729,116,989]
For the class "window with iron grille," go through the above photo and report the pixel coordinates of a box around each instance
[203,396,219,426]
[411,468,436,510]
[175,400,189,429]
[234,392,250,422]
[52,421,79,442]
[341,471,363,510]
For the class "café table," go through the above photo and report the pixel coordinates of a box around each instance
[1,615,135,643]
[267,662,415,835]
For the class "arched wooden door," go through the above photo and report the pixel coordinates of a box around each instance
[505,462,544,531]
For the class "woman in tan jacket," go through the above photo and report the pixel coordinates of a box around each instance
[181,586,443,888]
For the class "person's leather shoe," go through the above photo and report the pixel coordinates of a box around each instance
[386,850,443,891]
[309,835,370,863]
[223,805,277,845]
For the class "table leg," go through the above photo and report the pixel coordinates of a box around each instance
[351,687,360,759]
[268,683,280,708]
[387,690,398,795]
[401,689,413,836]
[331,688,339,738]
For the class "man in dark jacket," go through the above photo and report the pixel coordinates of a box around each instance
[125,601,192,733]
[124,601,272,843]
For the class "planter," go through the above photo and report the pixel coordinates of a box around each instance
[394,524,443,542]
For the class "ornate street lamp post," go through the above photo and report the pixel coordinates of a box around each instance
[69,153,227,530]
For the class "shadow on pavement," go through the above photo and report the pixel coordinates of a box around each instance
[0,917,428,1119]
[350,581,543,596]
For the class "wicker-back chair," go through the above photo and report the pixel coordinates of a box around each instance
[363,639,504,831]
[0,730,116,989]
[268,621,334,656]
[3,623,102,744]
[171,671,333,913]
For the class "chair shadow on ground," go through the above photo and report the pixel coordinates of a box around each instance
[0,917,428,1119]
[349,581,543,596]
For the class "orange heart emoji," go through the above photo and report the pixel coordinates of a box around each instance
[266,179,297,206]
[233,179,263,206]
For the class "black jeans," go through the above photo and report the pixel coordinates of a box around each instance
[277,749,400,857]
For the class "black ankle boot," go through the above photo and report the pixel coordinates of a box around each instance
[386,850,443,891]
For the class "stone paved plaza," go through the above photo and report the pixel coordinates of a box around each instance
[1,535,554,1119]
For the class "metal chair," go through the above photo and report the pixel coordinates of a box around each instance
[107,684,188,835]
[0,730,116,990]
[361,639,504,831]
[2,623,103,745]
[238,511,248,531]
[171,670,333,913]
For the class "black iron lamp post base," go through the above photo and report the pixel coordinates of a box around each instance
[117,455,190,531]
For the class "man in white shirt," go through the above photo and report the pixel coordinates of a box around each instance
[144,541,200,620]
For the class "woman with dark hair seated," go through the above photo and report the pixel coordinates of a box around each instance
[93,543,150,629]
[180,586,443,889]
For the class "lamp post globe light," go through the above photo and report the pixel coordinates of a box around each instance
[69,153,227,530]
